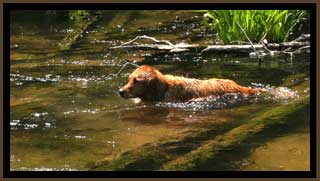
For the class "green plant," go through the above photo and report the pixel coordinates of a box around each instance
[200,10,308,43]
[68,10,91,23]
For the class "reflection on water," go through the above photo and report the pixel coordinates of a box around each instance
[10,10,310,171]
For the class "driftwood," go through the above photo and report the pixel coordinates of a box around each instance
[110,34,310,59]
[110,35,200,53]
[201,41,310,53]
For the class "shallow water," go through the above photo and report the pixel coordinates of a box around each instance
[10,10,310,171]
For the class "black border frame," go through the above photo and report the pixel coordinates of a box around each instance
[3,3,317,178]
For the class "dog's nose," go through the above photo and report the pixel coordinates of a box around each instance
[118,89,125,97]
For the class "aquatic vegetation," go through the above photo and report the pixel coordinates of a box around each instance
[200,10,308,43]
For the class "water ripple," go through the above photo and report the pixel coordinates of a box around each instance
[10,112,56,130]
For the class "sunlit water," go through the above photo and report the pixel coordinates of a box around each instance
[10,10,310,171]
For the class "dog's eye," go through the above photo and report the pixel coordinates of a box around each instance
[133,78,138,83]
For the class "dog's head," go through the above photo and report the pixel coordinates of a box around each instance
[118,65,162,99]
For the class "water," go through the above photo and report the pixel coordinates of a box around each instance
[10,10,310,171]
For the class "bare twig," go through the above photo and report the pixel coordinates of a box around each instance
[236,22,259,57]
[116,62,140,77]
[121,35,175,47]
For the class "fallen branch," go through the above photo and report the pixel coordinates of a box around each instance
[201,41,309,53]
[121,35,175,47]
[110,35,200,53]
[201,44,266,53]
[110,35,310,58]
[266,41,310,50]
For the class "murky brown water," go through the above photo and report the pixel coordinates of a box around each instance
[10,10,310,171]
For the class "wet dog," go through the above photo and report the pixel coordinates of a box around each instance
[119,65,264,103]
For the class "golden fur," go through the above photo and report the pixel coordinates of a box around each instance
[119,65,263,102]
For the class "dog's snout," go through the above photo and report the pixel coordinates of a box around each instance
[118,88,125,96]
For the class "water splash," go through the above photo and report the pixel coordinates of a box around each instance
[156,93,258,111]
[155,84,299,111]
[250,83,299,101]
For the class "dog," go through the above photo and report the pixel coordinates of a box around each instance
[119,65,264,103]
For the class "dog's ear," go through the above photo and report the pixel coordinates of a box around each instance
[134,71,158,83]
[134,77,145,82]
[138,72,156,82]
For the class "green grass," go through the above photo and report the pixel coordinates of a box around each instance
[199,10,308,43]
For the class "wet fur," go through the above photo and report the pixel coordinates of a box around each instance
[119,65,263,102]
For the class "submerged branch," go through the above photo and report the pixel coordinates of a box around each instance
[59,16,98,51]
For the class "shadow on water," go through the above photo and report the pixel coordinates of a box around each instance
[194,103,310,171]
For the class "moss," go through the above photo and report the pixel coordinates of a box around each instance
[89,124,235,170]
[89,97,309,171]
[162,98,309,170]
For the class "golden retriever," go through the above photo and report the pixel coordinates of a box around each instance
[119,65,263,103]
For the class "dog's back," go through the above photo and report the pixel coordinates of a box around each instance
[162,75,262,102]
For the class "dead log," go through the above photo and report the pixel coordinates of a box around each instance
[201,44,265,53]
[201,41,310,53]
[110,43,199,53]
[266,41,310,50]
